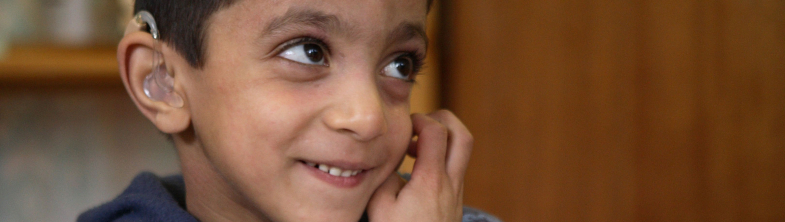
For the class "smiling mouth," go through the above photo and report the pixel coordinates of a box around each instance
[300,161,364,178]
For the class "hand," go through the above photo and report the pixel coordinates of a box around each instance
[367,110,473,222]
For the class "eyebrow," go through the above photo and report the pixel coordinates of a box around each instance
[263,8,428,49]
[264,8,345,36]
[386,22,429,51]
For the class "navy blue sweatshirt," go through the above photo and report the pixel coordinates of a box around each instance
[78,172,501,222]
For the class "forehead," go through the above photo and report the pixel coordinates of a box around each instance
[210,0,428,38]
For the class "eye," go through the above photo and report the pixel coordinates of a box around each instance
[383,55,416,81]
[279,42,328,66]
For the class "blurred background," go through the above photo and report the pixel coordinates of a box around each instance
[1,0,783,221]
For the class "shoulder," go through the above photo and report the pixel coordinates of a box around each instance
[77,172,196,222]
[462,206,503,222]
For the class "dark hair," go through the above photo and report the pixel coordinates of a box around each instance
[134,0,236,68]
[134,0,433,69]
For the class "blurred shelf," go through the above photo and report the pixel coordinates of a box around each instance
[0,45,121,86]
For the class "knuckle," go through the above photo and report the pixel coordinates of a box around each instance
[424,122,448,139]
[453,127,473,148]
[435,109,452,117]
[460,131,474,148]
[429,109,452,121]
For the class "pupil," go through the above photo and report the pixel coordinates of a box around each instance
[304,44,323,62]
[395,57,412,77]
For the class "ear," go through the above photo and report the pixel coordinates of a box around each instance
[118,32,191,134]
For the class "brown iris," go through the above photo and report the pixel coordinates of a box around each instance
[303,43,324,63]
[393,57,413,79]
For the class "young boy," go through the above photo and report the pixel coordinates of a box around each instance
[79,0,499,221]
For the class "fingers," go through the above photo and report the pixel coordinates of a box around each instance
[367,110,469,222]
[367,173,404,213]
[410,113,449,178]
[426,110,473,189]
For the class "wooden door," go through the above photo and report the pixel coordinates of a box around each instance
[442,1,785,221]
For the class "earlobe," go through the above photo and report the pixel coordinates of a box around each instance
[118,32,191,134]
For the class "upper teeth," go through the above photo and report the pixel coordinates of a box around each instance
[305,161,362,177]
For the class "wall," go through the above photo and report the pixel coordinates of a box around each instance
[0,86,180,222]
[443,0,785,221]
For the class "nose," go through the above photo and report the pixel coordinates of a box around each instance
[323,77,387,141]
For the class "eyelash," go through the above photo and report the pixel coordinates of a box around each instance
[276,36,426,82]
[401,51,426,83]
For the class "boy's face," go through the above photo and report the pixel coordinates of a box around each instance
[176,0,427,221]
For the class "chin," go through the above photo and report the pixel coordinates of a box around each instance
[261,187,371,222]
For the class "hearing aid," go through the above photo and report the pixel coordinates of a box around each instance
[125,10,184,108]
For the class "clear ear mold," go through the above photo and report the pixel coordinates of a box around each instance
[132,10,183,108]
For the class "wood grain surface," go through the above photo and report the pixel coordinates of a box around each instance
[442,0,785,221]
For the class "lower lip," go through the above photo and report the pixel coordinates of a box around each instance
[300,162,367,188]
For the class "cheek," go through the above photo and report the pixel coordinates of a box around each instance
[188,73,310,163]
[208,85,315,148]
[384,106,414,158]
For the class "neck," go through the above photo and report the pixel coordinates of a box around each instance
[173,130,272,222]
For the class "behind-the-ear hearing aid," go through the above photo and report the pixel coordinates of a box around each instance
[125,10,183,108]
